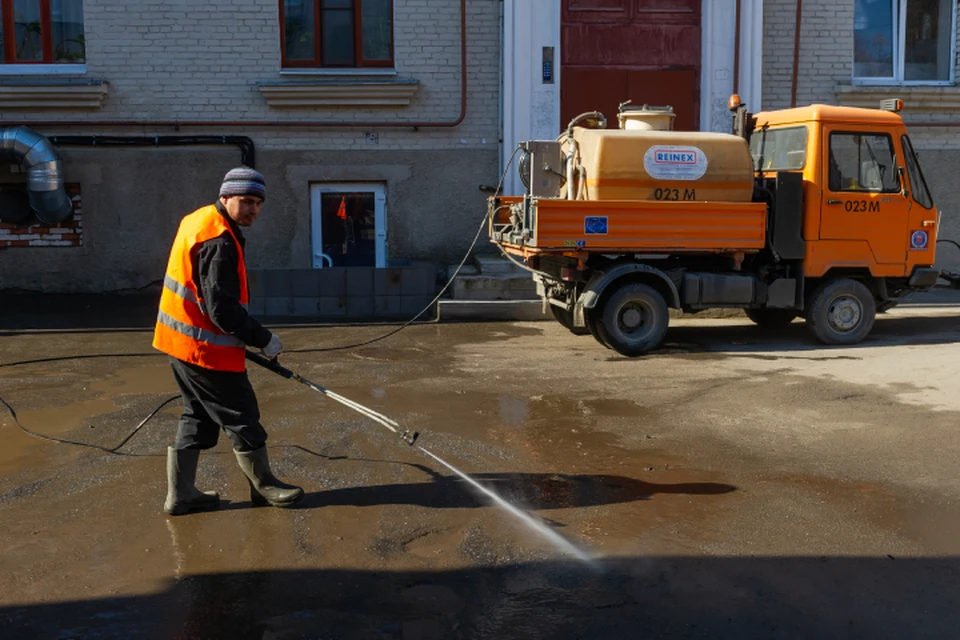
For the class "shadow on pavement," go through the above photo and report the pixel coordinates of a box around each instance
[2,556,958,639]
[295,472,735,511]
[641,313,960,359]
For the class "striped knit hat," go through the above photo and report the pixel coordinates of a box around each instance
[219,167,266,200]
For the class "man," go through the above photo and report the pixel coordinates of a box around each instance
[153,167,303,515]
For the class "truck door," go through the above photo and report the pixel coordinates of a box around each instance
[900,134,938,270]
[819,129,911,271]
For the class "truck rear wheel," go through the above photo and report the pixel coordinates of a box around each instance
[550,305,590,336]
[584,307,611,348]
[744,308,798,328]
[805,278,876,345]
[596,283,669,357]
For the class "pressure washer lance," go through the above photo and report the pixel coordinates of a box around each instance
[245,351,419,447]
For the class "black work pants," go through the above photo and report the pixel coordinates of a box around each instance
[169,357,268,452]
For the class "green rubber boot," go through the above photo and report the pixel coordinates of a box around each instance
[234,446,304,508]
[163,447,220,516]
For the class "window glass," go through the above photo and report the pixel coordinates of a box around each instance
[854,0,895,79]
[284,0,316,61]
[14,0,43,62]
[829,133,900,193]
[50,0,84,63]
[750,126,808,172]
[904,0,952,81]
[901,135,934,208]
[281,0,392,68]
[321,0,355,65]
[361,0,391,61]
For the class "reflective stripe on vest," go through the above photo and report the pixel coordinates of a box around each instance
[164,274,248,313]
[156,310,245,348]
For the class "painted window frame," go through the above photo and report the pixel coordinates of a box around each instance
[279,0,394,70]
[1,0,86,65]
[853,0,958,86]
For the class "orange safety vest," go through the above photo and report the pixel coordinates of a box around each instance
[152,205,249,372]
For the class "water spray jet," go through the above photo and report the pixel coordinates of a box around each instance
[245,351,594,564]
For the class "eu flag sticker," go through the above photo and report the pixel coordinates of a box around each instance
[584,216,608,235]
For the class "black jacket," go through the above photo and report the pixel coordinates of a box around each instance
[191,202,271,349]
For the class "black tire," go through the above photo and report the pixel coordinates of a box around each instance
[805,278,876,345]
[550,304,590,336]
[584,306,611,349]
[595,283,669,357]
[744,308,798,328]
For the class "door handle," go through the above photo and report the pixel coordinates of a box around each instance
[826,199,842,205]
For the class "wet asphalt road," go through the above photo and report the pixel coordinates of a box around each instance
[1,299,960,639]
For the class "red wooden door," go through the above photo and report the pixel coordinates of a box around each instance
[561,0,701,131]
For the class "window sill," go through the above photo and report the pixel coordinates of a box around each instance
[0,79,108,109]
[0,64,87,76]
[279,68,398,77]
[259,78,419,108]
[837,84,960,111]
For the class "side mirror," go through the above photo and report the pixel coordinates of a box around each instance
[898,167,910,199]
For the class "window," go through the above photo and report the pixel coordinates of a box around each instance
[280,0,393,68]
[854,0,956,83]
[901,135,934,208]
[0,0,85,64]
[750,126,809,172]
[828,132,901,193]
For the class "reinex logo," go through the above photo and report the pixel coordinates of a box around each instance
[653,149,697,165]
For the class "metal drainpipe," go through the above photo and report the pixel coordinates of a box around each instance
[734,0,742,95]
[791,0,803,108]
[0,126,72,223]
[14,0,467,131]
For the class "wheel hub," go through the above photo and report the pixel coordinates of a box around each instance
[618,302,651,336]
[827,295,862,332]
[621,307,643,329]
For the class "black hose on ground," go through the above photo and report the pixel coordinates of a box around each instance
[0,392,180,455]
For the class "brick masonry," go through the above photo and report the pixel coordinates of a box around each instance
[0,184,83,249]
[763,1,960,263]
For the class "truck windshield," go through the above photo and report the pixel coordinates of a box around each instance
[750,126,807,172]
[901,135,934,209]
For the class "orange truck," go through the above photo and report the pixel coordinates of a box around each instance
[489,98,943,356]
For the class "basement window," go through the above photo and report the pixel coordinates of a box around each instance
[854,0,957,84]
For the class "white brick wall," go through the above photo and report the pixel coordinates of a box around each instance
[762,0,856,109]
[2,0,499,152]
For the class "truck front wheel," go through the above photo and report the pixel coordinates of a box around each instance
[596,283,669,357]
[805,278,876,345]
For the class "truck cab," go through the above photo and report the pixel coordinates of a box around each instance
[751,102,939,291]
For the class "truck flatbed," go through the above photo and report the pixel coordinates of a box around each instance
[490,196,768,255]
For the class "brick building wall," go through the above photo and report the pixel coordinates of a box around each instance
[0,186,82,250]
[0,0,501,292]
[762,0,960,267]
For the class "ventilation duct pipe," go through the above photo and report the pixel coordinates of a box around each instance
[0,126,73,223]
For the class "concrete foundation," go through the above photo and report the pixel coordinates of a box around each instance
[0,146,498,293]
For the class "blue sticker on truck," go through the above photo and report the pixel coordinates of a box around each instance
[584,216,608,235]
[910,230,929,250]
